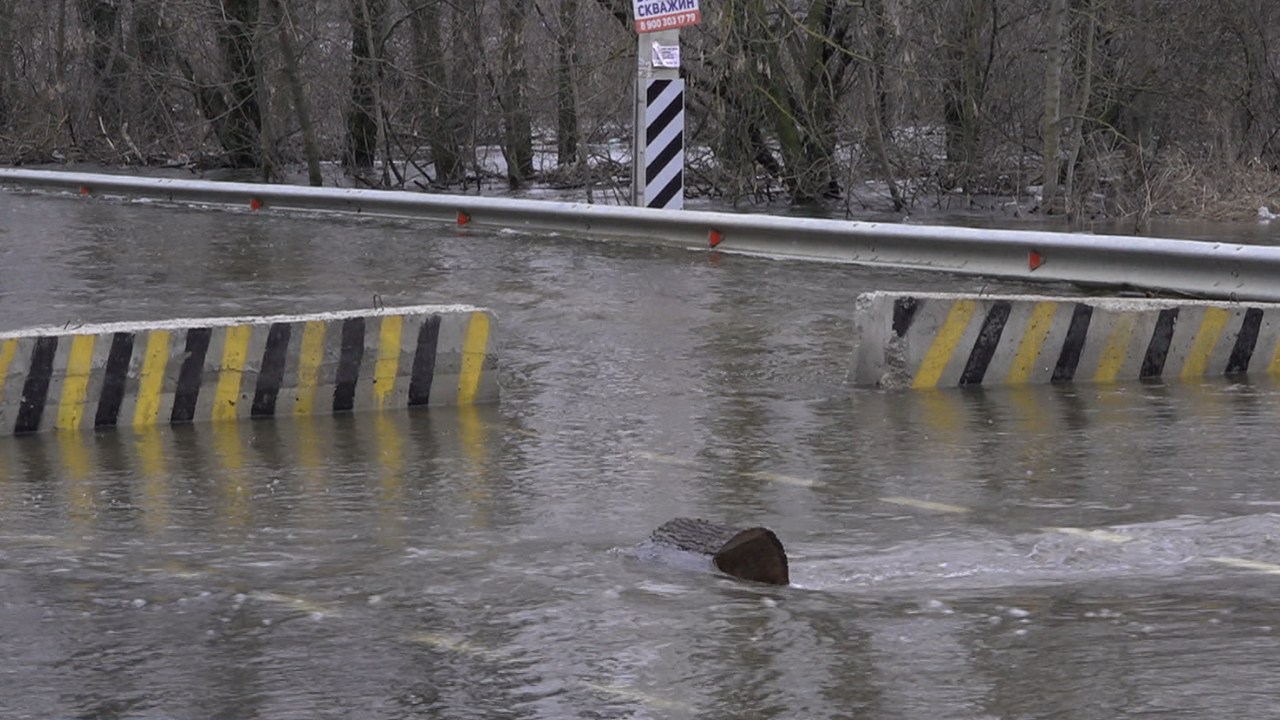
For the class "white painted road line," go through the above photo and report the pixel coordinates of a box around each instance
[1207,557,1280,575]
[634,451,694,467]
[879,496,971,514]
[635,452,818,488]
[1043,526,1133,544]
[412,632,511,663]
[558,446,1280,580]
[742,470,819,488]
[413,632,694,711]
[250,591,344,618]
[579,680,693,711]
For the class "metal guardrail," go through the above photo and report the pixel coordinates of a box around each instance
[3,168,1279,302]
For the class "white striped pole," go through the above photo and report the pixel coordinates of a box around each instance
[643,78,684,209]
[633,29,683,209]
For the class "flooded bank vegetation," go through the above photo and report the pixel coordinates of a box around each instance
[1,0,1277,224]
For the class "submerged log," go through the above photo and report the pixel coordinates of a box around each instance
[649,517,789,586]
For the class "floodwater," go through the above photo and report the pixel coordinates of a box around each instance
[2,190,1280,718]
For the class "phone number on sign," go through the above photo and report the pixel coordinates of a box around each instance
[637,12,698,32]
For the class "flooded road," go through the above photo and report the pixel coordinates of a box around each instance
[2,191,1280,718]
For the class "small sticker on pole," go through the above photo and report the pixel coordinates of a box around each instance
[652,43,680,68]
[633,0,701,34]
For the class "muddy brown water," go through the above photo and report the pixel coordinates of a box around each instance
[2,191,1280,718]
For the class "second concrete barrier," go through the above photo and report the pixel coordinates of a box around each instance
[854,292,1280,388]
[0,305,497,435]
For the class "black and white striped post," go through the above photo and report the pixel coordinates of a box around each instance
[641,75,684,209]
[631,1,701,210]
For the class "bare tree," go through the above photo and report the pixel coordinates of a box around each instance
[863,0,906,211]
[699,0,856,203]
[1061,0,1097,215]
[173,0,264,169]
[0,0,1276,222]
[0,0,13,129]
[407,0,465,185]
[496,0,534,188]
[554,0,580,168]
[267,0,322,185]
[77,0,127,137]
[347,0,387,174]
[938,0,995,191]
[222,0,265,168]
[129,0,175,147]
[1041,0,1067,212]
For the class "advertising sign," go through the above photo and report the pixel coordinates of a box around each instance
[633,0,701,33]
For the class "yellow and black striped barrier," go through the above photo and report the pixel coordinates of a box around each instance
[854,292,1280,388]
[0,305,497,435]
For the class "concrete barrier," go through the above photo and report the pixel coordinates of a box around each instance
[854,291,1280,388]
[0,305,497,435]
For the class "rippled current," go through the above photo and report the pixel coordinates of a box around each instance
[2,191,1280,718]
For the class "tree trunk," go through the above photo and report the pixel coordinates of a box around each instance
[216,0,263,168]
[1041,0,1068,213]
[268,0,322,185]
[1125,0,1157,160]
[408,0,464,185]
[77,0,126,136]
[497,0,534,188]
[751,0,853,204]
[129,0,171,142]
[54,0,69,91]
[52,0,72,146]
[942,0,991,191]
[454,3,485,191]
[648,517,790,586]
[555,0,579,168]
[0,0,13,128]
[346,0,386,172]
[1063,1,1096,217]
[1119,0,1158,233]
[253,0,277,180]
[793,0,838,202]
[865,0,905,211]
[709,0,771,201]
[754,0,808,200]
